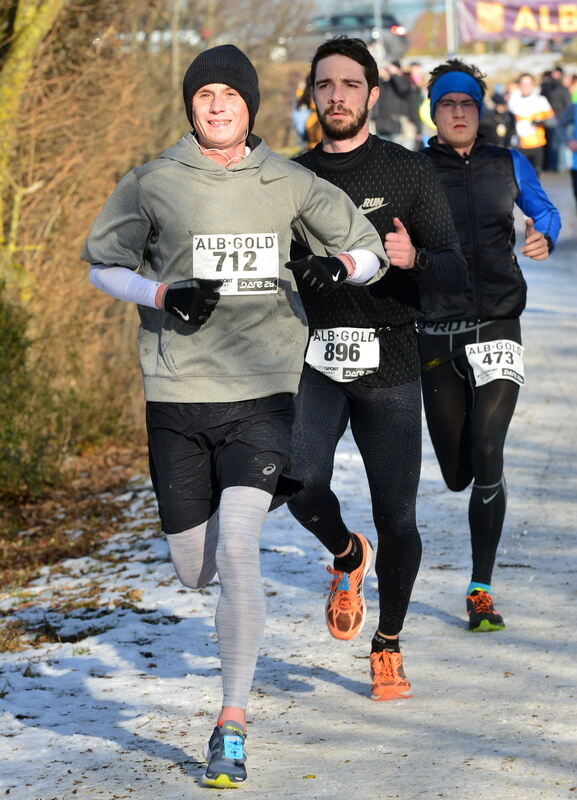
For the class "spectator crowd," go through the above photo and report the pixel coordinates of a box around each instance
[292,59,577,209]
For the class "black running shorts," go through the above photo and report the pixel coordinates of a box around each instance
[146,394,295,533]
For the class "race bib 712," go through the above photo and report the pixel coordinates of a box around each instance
[192,233,279,295]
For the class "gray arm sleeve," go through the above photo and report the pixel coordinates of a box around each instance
[89,265,162,308]
[344,249,381,283]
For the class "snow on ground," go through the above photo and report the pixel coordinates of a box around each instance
[1,173,576,799]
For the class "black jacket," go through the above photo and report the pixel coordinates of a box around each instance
[541,77,572,118]
[421,137,527,322]
[372,74,412,135]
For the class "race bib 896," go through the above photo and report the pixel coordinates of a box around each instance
[193,233,279,295]
[306,327,380,383]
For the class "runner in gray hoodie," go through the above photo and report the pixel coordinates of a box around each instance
[82,44,386,789]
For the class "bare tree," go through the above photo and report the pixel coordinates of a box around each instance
[0,0,66,289]
[191,0,310,60]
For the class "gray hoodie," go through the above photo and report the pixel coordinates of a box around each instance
[82,133,387,403]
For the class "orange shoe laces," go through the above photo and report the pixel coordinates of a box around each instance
[327,565,342,592]
[371,651,402,683]
[470,591,495,613]
[326,566,358,611]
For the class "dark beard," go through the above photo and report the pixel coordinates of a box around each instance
[318,105,369,141]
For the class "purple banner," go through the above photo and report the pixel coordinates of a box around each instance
[457,0,577,42]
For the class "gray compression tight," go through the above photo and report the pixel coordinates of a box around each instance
[166,485,271,709]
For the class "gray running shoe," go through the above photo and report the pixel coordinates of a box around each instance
[201,720,247,788]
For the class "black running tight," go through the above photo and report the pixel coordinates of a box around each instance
[419,319,521,585]
[288,365,423,635]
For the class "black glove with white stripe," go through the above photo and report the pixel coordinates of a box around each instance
[164,279,222,326]
[285,255,349,295]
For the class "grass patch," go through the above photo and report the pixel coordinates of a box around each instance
[0,443,162,652]
[0,444,149,590]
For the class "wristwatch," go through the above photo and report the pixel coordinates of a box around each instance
[413,248,428,271]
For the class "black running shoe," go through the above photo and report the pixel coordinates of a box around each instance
[201,720,247,788]
[466,589,505,632]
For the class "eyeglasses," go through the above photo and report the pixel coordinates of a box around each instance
[437,99,477,112]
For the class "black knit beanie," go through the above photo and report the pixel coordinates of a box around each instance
[182,44,260,133]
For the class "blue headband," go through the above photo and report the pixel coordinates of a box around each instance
[429,71,484,119]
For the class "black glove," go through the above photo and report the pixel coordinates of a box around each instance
[164,279,222,326]
[285,255,349,295]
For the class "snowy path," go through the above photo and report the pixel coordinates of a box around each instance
[1,173,576,799]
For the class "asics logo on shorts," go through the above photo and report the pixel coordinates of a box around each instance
[262,464,276,475]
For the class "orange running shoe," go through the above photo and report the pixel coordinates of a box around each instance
[325,533,373,640]
[370,650,412,701]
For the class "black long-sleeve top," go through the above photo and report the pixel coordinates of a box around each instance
[292,134,467,387]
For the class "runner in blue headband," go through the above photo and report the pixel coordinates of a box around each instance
[429,70,484,119]
[420,58,560,638]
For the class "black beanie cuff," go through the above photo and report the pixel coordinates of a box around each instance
[182,45,260,132]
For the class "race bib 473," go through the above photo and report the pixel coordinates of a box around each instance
[465,339,525,387]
